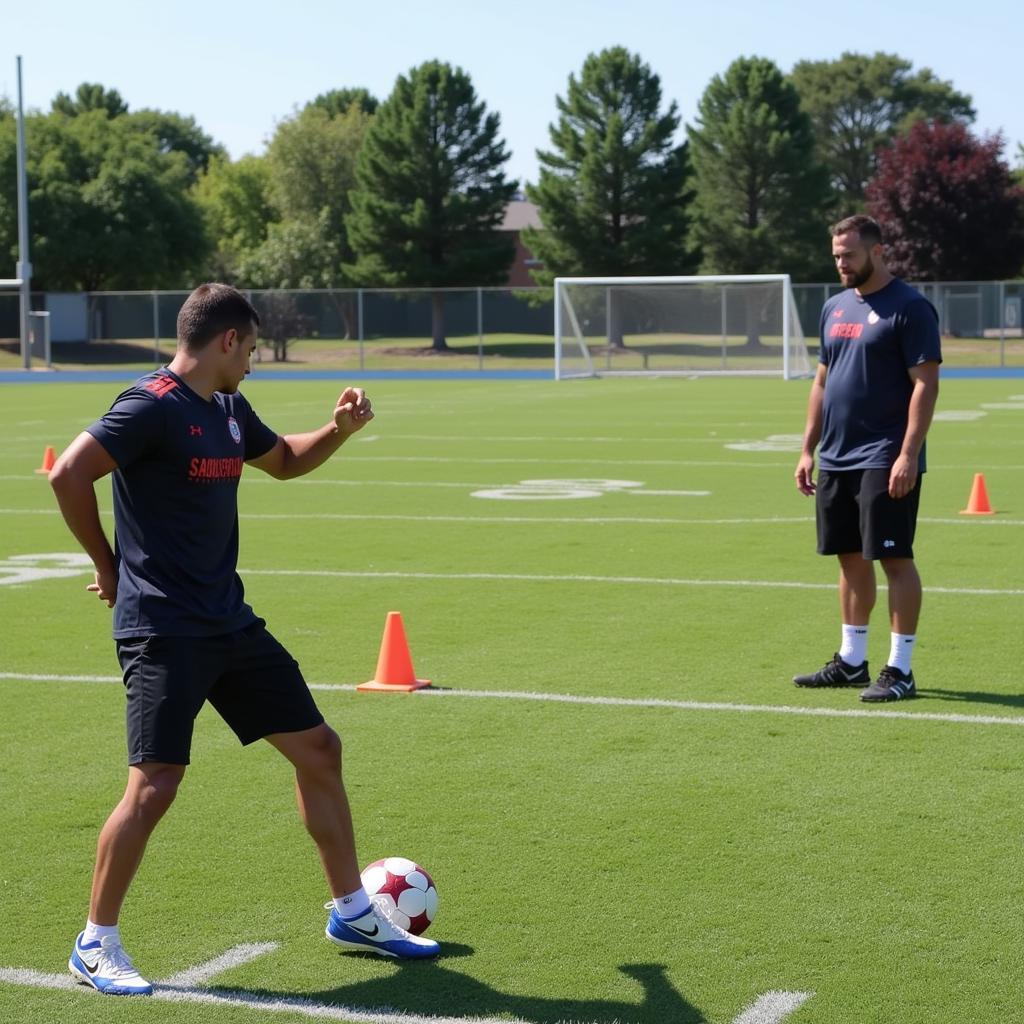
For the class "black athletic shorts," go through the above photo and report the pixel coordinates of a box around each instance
[115,619,324,766]
[815,468,922,560]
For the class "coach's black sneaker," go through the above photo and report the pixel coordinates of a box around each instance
[793,652,870,688]
[860,665,916,702]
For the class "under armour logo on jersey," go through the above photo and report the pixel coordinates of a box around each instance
[189,425,203,437]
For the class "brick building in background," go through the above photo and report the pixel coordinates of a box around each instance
[500,196,544,286]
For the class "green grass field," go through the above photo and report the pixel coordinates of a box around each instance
[1,376,1023,1024]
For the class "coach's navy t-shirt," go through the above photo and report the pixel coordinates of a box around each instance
[818,279,941,473]
[87,369,278,638]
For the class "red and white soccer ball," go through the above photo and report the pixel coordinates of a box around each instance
[361,857,438,935]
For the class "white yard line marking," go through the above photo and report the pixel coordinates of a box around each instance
[0,952,810,1024]
[732,991,813,1024]
[2,507,1024,527]
[0,552,1020,595]
[4,672,1024,729]
[237,568,1024,597]
[0,965,529,1024]
[160,942,279,988]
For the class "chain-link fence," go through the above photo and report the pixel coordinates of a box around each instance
[3,282,1023,372]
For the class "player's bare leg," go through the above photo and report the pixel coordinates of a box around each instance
[837,551,875,626]
[70,763,182,996]
[266,723,361,895]
[90,763,186,924]
[267,722,439,959]
[879,557,921,635]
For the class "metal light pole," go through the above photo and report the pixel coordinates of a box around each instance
[15,55,32,370]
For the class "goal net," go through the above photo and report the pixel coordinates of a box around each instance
[554,275,810,380]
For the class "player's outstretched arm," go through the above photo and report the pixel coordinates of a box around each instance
[249,387,374,481]
[49,432,119,606]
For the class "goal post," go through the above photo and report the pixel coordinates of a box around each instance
[553,275,811,380]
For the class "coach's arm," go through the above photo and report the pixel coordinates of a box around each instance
[795,363,828,496]
[889,361,940,499]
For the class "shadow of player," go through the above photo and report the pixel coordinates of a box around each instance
[212,956,707,1024]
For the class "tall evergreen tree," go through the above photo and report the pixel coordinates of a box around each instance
[524,45,697,319]
[688,57,831,288]
[346,60,516,350]
[52,83,128,119]
[309,88,379,117]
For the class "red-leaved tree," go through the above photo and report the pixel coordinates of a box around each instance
[866,121,1024,280]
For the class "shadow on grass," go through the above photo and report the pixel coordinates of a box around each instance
[214,959,707,1024]
[918,689,1024,711]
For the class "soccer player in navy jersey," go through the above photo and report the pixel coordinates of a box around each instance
[793,215,941,702]
[50,284,437,996]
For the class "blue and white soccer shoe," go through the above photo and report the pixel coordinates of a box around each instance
[68,932,153,995]
[325,902,439,958]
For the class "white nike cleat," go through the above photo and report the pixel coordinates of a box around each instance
[325,901,439,958]
[68,932,153,995]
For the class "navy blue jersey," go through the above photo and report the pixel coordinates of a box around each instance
[818,279,941,472]
[86,369,278,638]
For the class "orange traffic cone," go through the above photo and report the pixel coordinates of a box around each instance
[357,612,431,692]
[960,473,995,515]
[34,446,56,474]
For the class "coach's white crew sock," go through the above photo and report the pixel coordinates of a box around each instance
[334,888,371,919]
[839,624,869,667]
[888,633,916,674]
[83,920,121,945]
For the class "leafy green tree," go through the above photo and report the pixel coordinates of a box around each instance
[0,109,208,290]
[524,47,696,346]
[866,121,1024,280]
[346,60,516,350]
[790,52,974,205]
[245,102,373,335]
[193,154,276,282]
[309,87,378,117]
[52,83,128,118]
[688,57,831,290]
[126,109,225,184]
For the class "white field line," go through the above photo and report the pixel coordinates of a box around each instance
[0,945,811,1024]
[0,966,529,1024]
[160,942,279,988]
[1,507,1023,528]
[0,555,1020,595]
[235,568,1024,597]
[733,991,813,1024]
[5,672,1024,729]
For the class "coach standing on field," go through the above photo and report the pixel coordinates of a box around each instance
[793,215,941,702]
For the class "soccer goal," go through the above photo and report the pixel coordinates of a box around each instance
[553,275,811,380]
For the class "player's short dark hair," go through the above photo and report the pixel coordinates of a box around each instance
[176,283,260,351]
[829,214,883,247]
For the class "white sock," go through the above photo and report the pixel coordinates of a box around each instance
[334,888,371,919]
[839,624,869,666]
[888,632,916,674]
[83,920,120,945]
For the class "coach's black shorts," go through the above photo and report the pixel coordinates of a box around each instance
[815,468,922,560]
[115,619,324,766]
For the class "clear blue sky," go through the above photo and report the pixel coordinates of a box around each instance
[5,0,1022,190]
